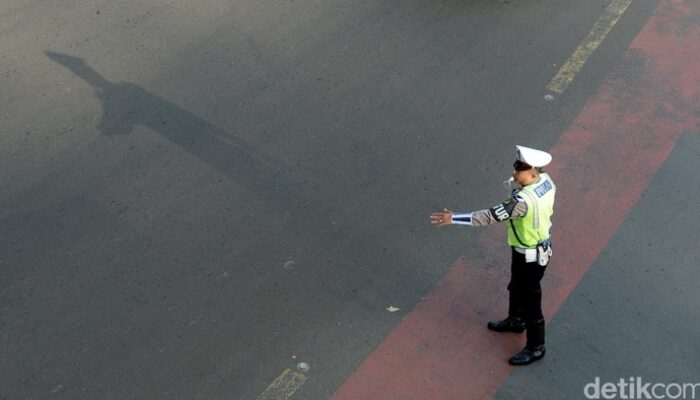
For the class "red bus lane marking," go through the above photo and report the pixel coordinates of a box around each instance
[331,1,699,399]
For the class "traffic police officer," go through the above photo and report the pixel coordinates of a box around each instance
[430,145,556,365]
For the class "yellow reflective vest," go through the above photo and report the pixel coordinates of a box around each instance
[507,173,556,248]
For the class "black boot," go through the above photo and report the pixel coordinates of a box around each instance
[525,319,545,348]
[508,319,546,365]
[487,316,525,333]
[508,345,545,365]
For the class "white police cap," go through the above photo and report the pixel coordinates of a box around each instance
[516,145,552,168]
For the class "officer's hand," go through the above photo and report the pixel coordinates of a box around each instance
[430,209,453,227]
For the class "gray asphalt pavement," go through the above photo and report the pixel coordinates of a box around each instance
[0,0,665,398]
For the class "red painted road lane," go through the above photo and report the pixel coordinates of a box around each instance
[332,1,699,399]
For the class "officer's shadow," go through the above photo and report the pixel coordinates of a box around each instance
[47,51,308,208]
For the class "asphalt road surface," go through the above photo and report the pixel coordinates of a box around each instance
[2,0,697,399]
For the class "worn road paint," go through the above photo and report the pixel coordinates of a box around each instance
[547,0,634,94]
[257,369,307,400]
[332,0,699,399]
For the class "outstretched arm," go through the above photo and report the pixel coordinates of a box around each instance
[431,197,528,227]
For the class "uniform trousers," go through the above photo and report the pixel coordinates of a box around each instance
[507,247,547,348]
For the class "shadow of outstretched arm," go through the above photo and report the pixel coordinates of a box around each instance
[46,51,114,93]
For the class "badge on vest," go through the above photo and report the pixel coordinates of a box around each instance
[533,180,553,198]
